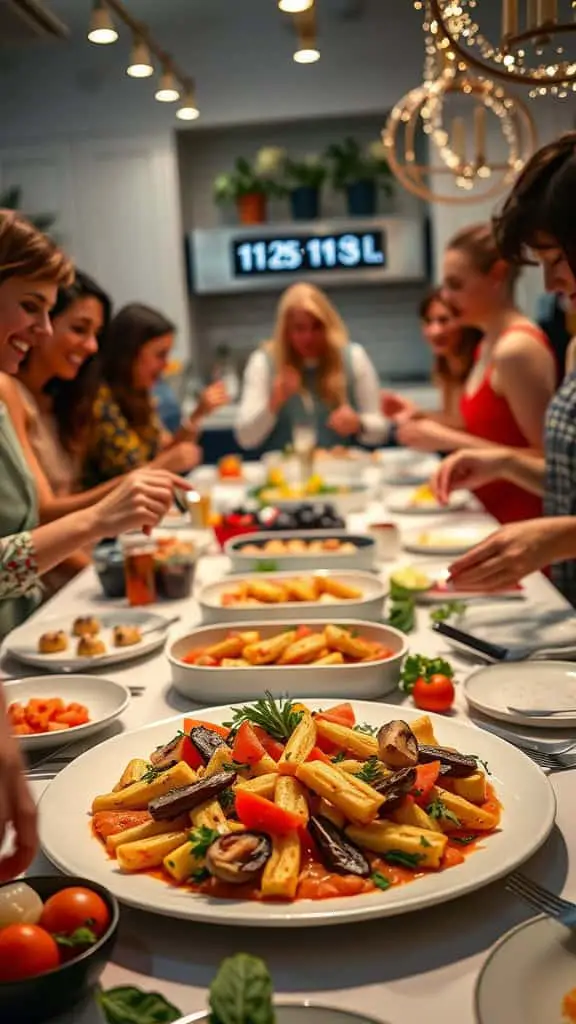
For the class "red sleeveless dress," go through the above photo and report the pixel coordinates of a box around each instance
[459,326,550,524]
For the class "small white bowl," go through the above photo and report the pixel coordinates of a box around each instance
[168,618,408,704]
[225,531,376,573]
[4,675,130,751]
[198,570,387,624]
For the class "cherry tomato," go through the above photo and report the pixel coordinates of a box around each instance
[39,887,110,939]
[412,673,455,713]
[0,924,59,982]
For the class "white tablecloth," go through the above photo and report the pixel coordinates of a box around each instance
[5,492,575,1024]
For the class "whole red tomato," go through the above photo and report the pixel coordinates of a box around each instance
[39,887,110,939]
[412,673,455,713]
[0,924,59,982]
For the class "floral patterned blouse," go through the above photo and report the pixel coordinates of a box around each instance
[0,532,39,599]
[83,383,162,487]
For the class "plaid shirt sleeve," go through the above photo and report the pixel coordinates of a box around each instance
[0,531,40,598]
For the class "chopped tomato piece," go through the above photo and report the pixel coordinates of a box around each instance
[295,625,313,640]
[306,746,332,765]
[183,718,230,740]
[411,761,441,806]
[314,733,339,756]
[195,655,220,667]
[235,790,304,835]
[315,702,356,728]
[93,810,150,840]
[232,722,267,765]
[442,844,466,869]
[252,726,285,761]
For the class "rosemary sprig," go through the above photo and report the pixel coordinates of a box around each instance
[225,691,303,742]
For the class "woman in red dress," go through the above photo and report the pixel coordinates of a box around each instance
[394,223,556,523]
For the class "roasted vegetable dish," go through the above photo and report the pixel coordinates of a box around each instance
[90,696,501,904]
[178,625,394,668]
[219,575,363,607]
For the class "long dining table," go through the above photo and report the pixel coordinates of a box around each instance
[4,476,576,1024]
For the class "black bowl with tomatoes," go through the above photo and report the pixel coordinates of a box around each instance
[0,876,119,1023]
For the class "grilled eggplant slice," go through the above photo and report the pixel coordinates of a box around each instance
[377,721,418,769]
[308,815,370,877]
[189,726,227,765]
[206,832,271,884]
[418,745,478,777]
[373,766,417,814]
[148,771,236,821]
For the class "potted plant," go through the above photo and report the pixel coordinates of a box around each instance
[325,137,394,216]
[282,153,327,220]
[213,147,285,225]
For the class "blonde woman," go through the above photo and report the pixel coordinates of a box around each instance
[235,283,387,452]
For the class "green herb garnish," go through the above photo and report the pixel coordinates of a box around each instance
[420,836,432,848]
[227,691,303,742]
[189,825,220,858]
[384,849,424,869]
[209,953,275,1024]
[429,600,467,623]
[387,596,416,634]
[97,986,181,1024]
[399,654,454,694]
[451,834,477,846]
[190,867,210,884]
[332,751,346,763]
[223,760,251,773]
[219,788,236,813]
[353,722,378,737]
[371,871,391,891]
[354,755,385,785]
[140,763,166,784]
[427,798,461,827]
[53,926,97,949]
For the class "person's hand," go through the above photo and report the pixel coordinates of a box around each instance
[448,518,559,591]
[95,468,191,536]
[196,381,229,417]
[0,699,37,880]
[327,404,362,438]
[396,417,445,450]
[270,366,301,413]
[432,448,510,504]
[381,390,417,419]
[158,441,202,475]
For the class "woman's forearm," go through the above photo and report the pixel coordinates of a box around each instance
[38,478,119,523]
[31,507,101,576]
[500,450,546,496]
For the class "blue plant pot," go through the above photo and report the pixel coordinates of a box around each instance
[290,185,320,221]
[346,179,377,216]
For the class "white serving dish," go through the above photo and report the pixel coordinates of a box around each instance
[375,449,440,485]
[39,699,555,927]
[167,619,408,703]
[198,570,387,624]
[3,674,129,751]
[262,449,371,486]
[225,530,376,572]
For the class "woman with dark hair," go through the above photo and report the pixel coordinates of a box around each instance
[433,133,576,603]
[389,223,556,523]
[0,210,188,881]
[84,303,227,486]
[382,287,481,425]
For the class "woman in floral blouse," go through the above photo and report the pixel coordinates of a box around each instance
[83,303,228,487]
[0,210,190,879]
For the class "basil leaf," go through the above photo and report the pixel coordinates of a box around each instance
[209,953,275,1024]
[97,986,182,1024]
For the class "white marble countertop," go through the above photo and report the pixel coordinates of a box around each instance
[5,484,574,1024]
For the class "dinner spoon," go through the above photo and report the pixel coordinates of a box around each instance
[140,614,181,637]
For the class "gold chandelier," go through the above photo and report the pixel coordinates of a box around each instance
[382,65,537,204]
[424,0,576,97]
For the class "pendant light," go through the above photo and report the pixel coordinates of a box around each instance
[279,0,313,11]
[176,84,200,120]
[293,5,320,62]
[155,66,180,102]
[87,0,118,44]
[127,37,154,78]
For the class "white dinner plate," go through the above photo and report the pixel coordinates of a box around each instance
[398,561,525,604]
[3,674,129,750]
[3,609,171,672]
[39,699,555,928]
[386,489,471,515]
[376,450,440,486]
[401,522,496,556]
[475,916,576,1024]
[454,602,576,654]
[464,661,576,728]
[182,1007,386,1024]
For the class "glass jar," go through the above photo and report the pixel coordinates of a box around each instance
[120,533,158,606]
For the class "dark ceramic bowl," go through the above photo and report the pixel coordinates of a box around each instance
[0,875,119,1023]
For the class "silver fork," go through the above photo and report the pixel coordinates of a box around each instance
[523,747,576,772]
[506,871,576,928]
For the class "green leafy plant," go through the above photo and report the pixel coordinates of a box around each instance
[325,137,394,195]
[209,953,275,1024]
[429,600,467,623]
[97,986,182,1023]
[213,148,285,203]
[225,691,303,742]
[387,595,416,634]
[0,185,56,233]
[283,153,327,189]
